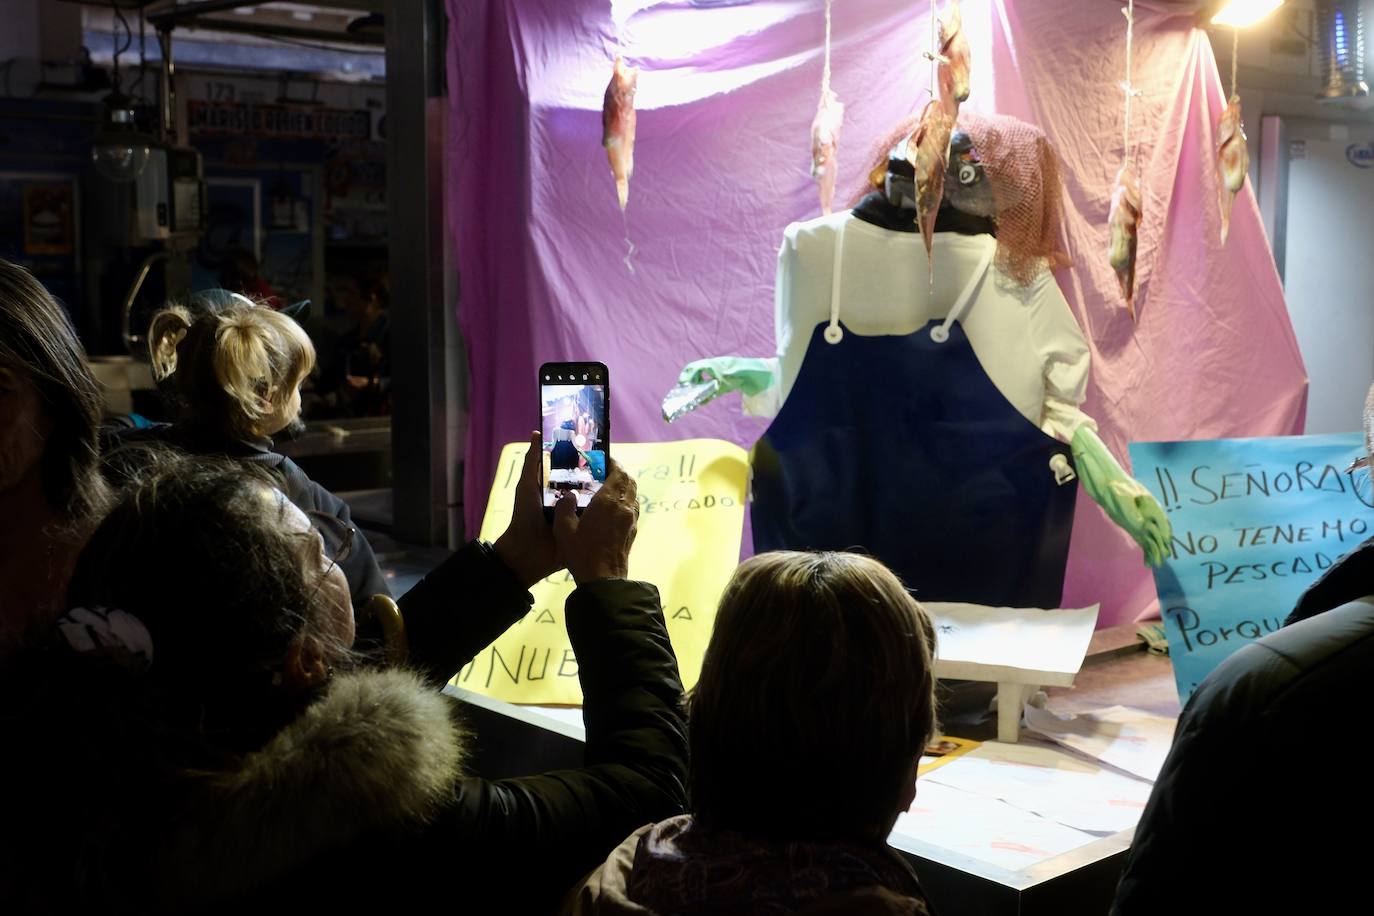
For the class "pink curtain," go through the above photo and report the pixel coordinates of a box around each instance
[446,0,1306,626]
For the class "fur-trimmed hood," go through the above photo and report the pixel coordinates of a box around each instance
[157,667,465,909]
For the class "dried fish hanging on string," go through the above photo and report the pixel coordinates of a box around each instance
[1107,0,1142,319]
[811,0,845,216]
[1217,28,1249,245]
[602,55,639,211]
[938,0,971,106]
[907,0,966,274]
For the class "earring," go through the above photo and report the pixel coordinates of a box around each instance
[271,671,283,687]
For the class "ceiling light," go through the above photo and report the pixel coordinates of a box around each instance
[91,92,153,183]
[1317,0,1369,100]
[1210,0,1284,28]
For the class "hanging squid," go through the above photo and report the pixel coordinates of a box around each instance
[602,55,639,211]
[1107,163,1142,320]
[809,0,844,216]
[810,89,845,216]
[907,100,956,264]
[938,0,972,107]
[1216,94,1248,244]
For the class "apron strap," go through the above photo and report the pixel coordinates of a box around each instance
[827,229,996,346]
[930,236,997,343]
[824,220,846,344]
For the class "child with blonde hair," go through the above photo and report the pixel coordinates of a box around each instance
[148,298,315,441]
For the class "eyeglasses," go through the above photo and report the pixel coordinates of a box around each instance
[306,509,355,581]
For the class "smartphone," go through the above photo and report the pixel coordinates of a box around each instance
[540,362,610,519]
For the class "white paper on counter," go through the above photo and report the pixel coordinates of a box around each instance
[924,602,1100,686]
[892,779,1099,872]
[921,740,1154,836]
[1024,704,1177,782]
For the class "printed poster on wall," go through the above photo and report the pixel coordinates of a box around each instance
[21,183,75,255]
[1129,433,1372,702]
[455,438,749,705]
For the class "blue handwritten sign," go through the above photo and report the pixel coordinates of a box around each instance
[1128,434,1373,703]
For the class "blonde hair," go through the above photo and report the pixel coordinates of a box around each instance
[148,298,315,440]
[689,551,938,843]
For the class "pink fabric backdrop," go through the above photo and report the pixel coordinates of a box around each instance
[446,0,1307,626]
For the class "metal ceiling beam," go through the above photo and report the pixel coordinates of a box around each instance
[147,0,275,27]
[189,16,384,47]
[294,0,385,10]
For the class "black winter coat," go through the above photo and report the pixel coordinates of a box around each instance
[0,545,687,914]
[1113,580,1374,914]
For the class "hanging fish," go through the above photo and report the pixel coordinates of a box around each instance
[810,88,845,216]
[1107,163,1142,320]
[938,0,971,106]
[907,100,956,264]
[602,55,639,211]
[1216,94,1248,245]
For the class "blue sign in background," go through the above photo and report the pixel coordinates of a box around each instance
[1129,434,1373,703]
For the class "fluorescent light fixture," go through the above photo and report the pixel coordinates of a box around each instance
[1210,0,1285,28]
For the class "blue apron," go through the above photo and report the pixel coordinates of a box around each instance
[751,229,1077,608]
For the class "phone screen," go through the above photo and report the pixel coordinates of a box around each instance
[541,364,609,510]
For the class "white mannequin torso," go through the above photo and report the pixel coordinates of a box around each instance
[744,211,1095,443]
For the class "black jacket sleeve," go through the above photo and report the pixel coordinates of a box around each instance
[422,579,688,912]
[396,539,535,685]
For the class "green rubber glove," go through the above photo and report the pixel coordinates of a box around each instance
[678,357,777,399]
[1071,425,1173,568]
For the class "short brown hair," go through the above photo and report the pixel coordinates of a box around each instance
[0,258,108,528]
[148,299,314,440]
[689,551,938,843]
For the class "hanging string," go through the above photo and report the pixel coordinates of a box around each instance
[1230,26,1239,99]
[929,0,938,91]
[822,0,833,97]
[621,208,636,274]
[1122,0,1135,155]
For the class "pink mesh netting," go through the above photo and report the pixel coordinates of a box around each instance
[858,110,1070,286]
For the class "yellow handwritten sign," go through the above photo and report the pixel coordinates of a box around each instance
[451,439,749,705]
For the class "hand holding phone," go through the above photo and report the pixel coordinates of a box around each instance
[552,459,639,584]
[540,362,610,520]
[493,430,563,589]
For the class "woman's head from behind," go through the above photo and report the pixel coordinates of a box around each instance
[148,298,315,441]
[0,258,105,525]
[689,551,937,844]
[68,452,353,747]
